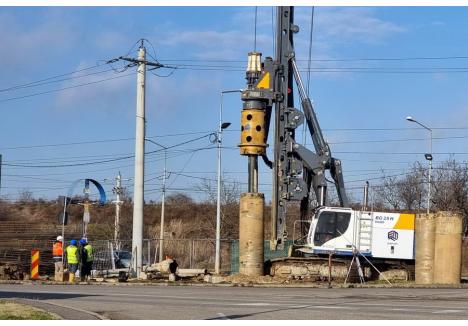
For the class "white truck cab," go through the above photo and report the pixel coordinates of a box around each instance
[306,207,415,260]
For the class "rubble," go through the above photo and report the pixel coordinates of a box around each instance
[0,263,25,280]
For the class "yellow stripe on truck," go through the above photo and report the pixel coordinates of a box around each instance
[394,213,415,230]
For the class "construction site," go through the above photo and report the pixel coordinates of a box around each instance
[1,3,468,320]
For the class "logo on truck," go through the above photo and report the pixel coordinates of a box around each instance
[388,230,398,241]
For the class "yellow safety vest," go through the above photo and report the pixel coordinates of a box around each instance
[66,245,78,264]
[84,244,94,262]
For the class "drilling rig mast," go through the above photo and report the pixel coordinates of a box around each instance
[240,6,349,251]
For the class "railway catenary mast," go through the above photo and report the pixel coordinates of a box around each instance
[240,6,349,251]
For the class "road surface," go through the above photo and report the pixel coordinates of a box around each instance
[1,283,468,319]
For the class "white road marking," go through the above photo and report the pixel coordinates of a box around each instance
[432,310,464,314]
[347,301,467,311]
[315,305,352,310]
[235,303,277,306]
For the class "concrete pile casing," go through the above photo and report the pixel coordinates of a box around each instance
[239,192,264,277]
[433,211,463,284]
[415,213,436,284]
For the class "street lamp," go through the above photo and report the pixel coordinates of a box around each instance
[145,138,168,262]
[215,89,242,275]
[406,116,433,214]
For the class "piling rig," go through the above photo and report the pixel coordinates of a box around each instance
[238,6,415,281]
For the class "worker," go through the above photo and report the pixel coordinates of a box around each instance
[66,239,79,283]
[52,236,64,281]
[79,238,94,282]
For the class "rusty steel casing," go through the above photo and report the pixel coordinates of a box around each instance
[415,213,436,284]
[239,192,264,276]
[434,211,463,284]
[239,109,267,155]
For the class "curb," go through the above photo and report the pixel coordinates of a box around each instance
[1,279,467,289]
[13,298,108,320]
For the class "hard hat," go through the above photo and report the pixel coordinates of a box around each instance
[56,236,63,242]
[79,239,87,245]
[70,239,77,246]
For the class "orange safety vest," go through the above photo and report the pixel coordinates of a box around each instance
[53,241,63,257]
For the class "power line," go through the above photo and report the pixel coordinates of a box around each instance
[158,55,468,63]
[0,67,119,93]
[0,62,112,93]
[0,131,214,151]
[3,133,213,168]
[0,72,135,103]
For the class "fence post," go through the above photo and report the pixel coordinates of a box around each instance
[147,239,150,267]
[109,241,115,270]
[190,240,193,269]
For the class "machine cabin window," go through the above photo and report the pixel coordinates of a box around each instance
[313,211,351,246]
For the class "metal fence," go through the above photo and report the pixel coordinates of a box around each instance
[88,238,236,274]
[0,237,238,278]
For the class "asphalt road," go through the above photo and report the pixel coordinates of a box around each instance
[1,283,468,319]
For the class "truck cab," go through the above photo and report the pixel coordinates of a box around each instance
[306,207,415,260]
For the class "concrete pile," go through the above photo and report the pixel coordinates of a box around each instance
[415,211,463,285]
[141,259,207,281]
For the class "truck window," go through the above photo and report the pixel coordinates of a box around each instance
[313,211,351,246]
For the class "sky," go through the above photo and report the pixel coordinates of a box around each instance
[1,6,468,205]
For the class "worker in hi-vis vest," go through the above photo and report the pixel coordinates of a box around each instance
[79,238,94,282]
[52,235,63,281]
[66,239,79,283]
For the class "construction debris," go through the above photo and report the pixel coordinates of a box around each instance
[0,263,25,280]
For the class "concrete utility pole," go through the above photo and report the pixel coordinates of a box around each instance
[160,149,167,262]
[112,171,130,250]
[120,39,171,278]
[131,44,146,277]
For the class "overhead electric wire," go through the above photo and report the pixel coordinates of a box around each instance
[158,55,468,63]
[0,131,214,151]
[0,72,136,103]
[0,67,119,93]
[3,133,213,168]
[0,62,112,93]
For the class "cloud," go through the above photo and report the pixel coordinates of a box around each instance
[303,7,405,45]
[0,10,78,68]
[52,61,135,115]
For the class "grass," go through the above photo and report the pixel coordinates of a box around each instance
[0,300,58,320]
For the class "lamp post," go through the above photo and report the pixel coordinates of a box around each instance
[215,89,241,274]
[145,138,168,262]
[406,116,433,214]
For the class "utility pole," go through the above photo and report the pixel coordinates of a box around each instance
[144,138,168,262]
[160,148,167,262]
[119,39,172,278]
[214,90,238,274]
[112,171,130,250]
[131,43,146,278]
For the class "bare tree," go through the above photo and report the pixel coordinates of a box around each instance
[431,158,468,215]
[17,189,34,204]
[397,162,425,211]
[376,171,401,210]
[196,175,241,238]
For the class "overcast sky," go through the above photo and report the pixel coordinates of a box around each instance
[1,6,468,205]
